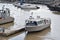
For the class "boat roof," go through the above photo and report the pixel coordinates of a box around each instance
[27,18,44,22]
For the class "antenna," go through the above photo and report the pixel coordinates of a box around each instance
[29,12,34,19]
[31,12,33,16]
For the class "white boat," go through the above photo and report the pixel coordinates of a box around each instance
[0,5,14,24]
[20,4,39,9]
[25,15,51,32]
[13,3,39,9]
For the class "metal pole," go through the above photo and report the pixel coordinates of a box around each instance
[20,0,24,5]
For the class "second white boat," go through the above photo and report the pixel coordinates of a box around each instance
[13,3,40,9]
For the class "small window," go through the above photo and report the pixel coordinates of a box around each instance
[38,21,43,24]
[26,21,37,26]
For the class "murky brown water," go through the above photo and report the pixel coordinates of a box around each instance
[0,3,60,40]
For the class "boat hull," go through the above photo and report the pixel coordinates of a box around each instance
[20,6,39,9]
[25,23,50,32]
[0,17,14,25]
[13,3,39,9]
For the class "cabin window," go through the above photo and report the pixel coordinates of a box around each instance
[26,21,37,26]
[38,21,43,24]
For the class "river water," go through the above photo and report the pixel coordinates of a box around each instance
[0,3,60,40]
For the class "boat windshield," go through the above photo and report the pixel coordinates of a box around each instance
[38,20,43,24]
[26,21,37,26]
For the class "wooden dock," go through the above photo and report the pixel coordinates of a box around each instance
[0,17,14,25]
[3,25,25,36]
[0,17,25,36]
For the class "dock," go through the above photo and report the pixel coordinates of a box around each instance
[2,25,25,36]
[0,17,14,25]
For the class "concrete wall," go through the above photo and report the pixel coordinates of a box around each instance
[23,0,55,4]
[0,0,60,4]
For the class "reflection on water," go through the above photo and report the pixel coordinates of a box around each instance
[25,27,51,40]
[0,3,60,40]
[52,11,60,15]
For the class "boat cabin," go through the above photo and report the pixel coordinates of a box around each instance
[26,21,37,26]
[25,18,47,26]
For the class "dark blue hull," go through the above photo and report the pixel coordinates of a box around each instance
[47,5,60,11]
